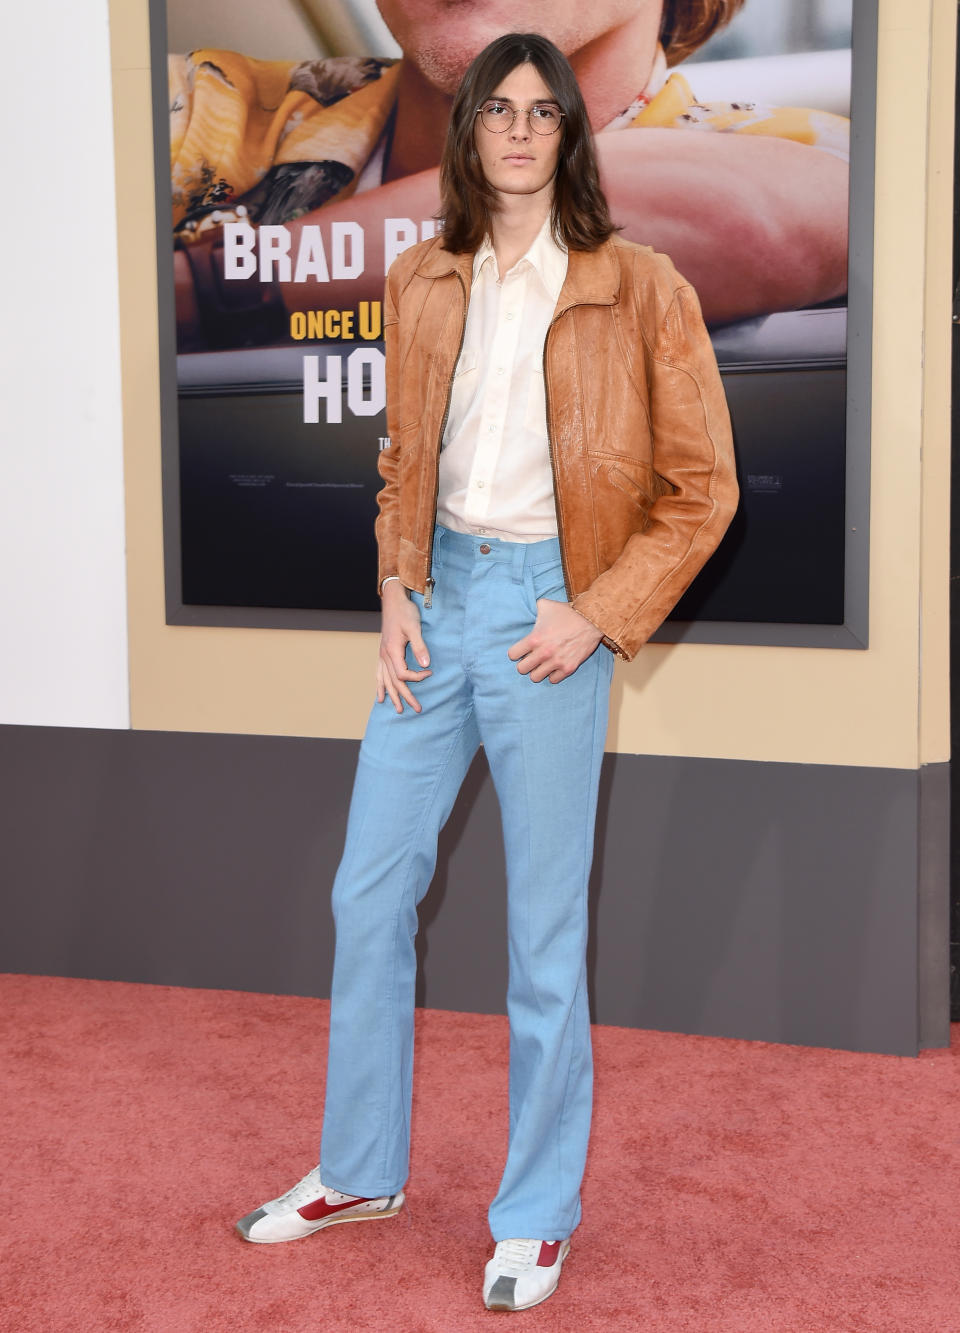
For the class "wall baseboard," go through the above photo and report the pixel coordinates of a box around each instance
[0,724,948,1055]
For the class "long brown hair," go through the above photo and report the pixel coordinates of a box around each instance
[661,0,747,66]
[438,33,616,255]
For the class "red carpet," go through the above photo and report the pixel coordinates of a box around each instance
[0,974,957,1332]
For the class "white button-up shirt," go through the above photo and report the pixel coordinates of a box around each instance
[436,214,568,542]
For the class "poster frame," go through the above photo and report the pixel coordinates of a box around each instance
[151,0,876,649]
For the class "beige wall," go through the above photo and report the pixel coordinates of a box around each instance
[110,0,953,770]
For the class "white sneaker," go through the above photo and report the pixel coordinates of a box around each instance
[483,1237,571,1311]
[235,1166,404,1243]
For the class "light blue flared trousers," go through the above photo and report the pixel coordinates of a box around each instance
[319,525,614,1240]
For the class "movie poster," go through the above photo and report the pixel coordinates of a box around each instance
[160,0,853,622]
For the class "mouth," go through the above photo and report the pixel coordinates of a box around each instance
[502,154,535,163]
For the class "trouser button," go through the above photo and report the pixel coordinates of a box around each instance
[479,543,491,554]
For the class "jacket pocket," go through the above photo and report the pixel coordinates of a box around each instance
[606,463,657,510]
[397,419,423,494]
[397,418,421,463]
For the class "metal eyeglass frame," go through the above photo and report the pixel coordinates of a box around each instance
[474,102,566,135]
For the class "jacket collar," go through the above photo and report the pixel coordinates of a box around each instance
[553,241,621,313]
[414,234,621,312]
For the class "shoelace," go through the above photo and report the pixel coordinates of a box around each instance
[269,1167,326,1212]
[494,1238,542,1273]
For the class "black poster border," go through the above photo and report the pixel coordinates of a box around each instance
[152,0,875,649]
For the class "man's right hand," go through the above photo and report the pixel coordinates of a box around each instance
[377,581,432,713]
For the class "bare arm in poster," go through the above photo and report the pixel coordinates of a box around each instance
[172,0,849,341]
[281,132,847,326]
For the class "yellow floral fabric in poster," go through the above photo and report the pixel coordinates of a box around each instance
[169,48,849,239]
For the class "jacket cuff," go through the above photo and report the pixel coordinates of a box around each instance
[571,593,631,660]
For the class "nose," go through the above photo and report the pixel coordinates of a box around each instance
[509,108,533,142]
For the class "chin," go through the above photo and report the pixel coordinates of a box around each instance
[399,3,581,95]
[406,29,507,93]
[494,177,555,199]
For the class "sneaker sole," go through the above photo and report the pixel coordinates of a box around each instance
[237,1197,404,1244]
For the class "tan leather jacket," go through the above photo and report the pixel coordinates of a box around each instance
[376,232,738,660]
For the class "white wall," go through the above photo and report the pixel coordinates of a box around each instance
[0,1,129,728]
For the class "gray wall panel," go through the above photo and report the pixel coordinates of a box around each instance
[918,762,951,1047]
[0,726,947,1055]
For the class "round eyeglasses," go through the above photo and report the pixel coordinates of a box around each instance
[476,100,564,136]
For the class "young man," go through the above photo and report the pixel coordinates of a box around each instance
[236,32,738,1313]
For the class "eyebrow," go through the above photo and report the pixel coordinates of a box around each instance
[485,95,561,107]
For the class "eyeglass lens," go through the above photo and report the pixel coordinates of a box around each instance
[478,101,563,135]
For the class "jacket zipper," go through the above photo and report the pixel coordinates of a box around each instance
[542,318,571,601]
[422,277,612,648]
[423,271,468,609]
[544,303,625,658]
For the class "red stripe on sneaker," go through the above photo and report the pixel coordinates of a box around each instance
[298,1195,371,1222]
[537,1241,562,1267]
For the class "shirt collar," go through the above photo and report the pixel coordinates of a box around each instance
[472,212,568,303]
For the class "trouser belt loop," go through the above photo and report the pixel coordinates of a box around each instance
[511,542,526,585]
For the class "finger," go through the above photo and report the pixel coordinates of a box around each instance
[393,664,432,682]
[383,661,423,714]
[515,648,547,678]
[380,646,431,689]
[507,634,532,662]
[409,631,430,669]
[396,678,422,712]
[379,659,404,713]
[387,644,431,681]
[383,672,404,713]
[376,660,390,704]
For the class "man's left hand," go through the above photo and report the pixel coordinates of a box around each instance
[508,599,604,683]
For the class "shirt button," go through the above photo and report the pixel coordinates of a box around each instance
[488,424,496,433]
[479,543,491,554]
[476,480,485,488]
[496,367,505,375]
[506,312,515,320]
